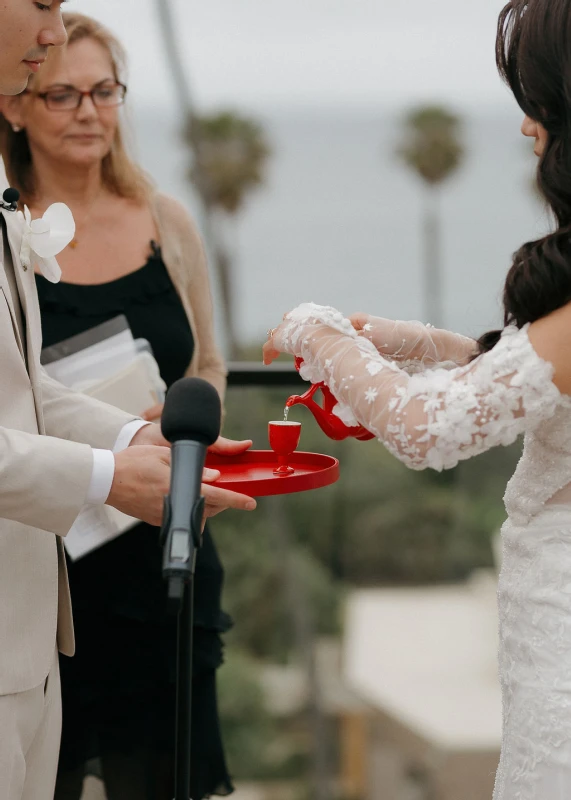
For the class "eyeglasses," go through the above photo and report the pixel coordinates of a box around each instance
[24,81,127,112]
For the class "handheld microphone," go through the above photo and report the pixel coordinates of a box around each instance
[160,377,221,604]
[0,188,20,212]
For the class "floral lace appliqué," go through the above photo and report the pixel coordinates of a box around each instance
[275,305,563,472]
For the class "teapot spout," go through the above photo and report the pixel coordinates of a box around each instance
[285,395,302,409]
[286,385,353,441]
[286,381,320,409]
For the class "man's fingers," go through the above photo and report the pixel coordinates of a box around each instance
[141,403,164,421]
[202,483,256,512]
[202,468,221,483]
[129,424,171,449]
[209,436,253,456]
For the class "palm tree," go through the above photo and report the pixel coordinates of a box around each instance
[397,106,465,328]
[154,0,270,358]
[154,0,195,120]
[186,112,271,358]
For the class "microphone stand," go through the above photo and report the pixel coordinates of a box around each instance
[161,442,206,800]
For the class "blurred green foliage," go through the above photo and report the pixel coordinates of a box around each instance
[214,509,341,661]
[217,648,308,780]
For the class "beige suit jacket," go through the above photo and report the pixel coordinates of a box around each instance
[0,162,136,696]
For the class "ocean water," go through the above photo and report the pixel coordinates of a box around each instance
[132,104,547,350]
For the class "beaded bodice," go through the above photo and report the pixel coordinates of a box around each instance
[504,402,571,524]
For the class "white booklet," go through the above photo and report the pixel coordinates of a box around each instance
[41,317,166,560]
[42,316,136,386]
[64,505,139,562]
[82,352,164,415]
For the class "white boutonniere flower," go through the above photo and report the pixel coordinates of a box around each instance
[18,203,75,284]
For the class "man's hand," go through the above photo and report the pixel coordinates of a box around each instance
[202,483,256,518]
[141,403,164,422]
[129,422,169,448]
[108,436,257,527]
[209,436,253,456]
[202,436,256,519]
[130,426,253,458]
[107,445,172,527]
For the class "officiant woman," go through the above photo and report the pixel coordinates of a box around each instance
[0,13,234,800]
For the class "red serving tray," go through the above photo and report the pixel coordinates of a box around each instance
[205,450,340,498]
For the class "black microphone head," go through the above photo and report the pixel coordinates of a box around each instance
[2,188,20,206]
[161,377,221,446]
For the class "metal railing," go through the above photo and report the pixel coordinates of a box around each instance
[227,361,306,389]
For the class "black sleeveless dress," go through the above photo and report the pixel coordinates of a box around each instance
[36,243,234,800]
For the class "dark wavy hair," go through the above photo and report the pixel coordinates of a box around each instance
[478,0,571,354]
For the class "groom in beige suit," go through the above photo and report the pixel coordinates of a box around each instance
[0,3,256,798]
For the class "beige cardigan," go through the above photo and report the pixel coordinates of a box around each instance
[151,193,227,401]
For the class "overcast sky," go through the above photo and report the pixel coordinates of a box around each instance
[65,0,517,114]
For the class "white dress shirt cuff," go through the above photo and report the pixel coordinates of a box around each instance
[86,421,151,505]
[86,448,116,505]
[112,419,151,454]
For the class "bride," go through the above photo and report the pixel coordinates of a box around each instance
[264,0,571,797]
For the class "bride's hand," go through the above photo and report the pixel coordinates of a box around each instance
[350,313,416,356]
[263,312,294,365]
[263,303,358,366]
[347,314,475,368]
[348,312,374,337]
[263,324,286,365]
[262,340,281,365]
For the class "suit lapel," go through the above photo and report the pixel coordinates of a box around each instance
[3,209,44,414]
[0,212,26,362]
[0,159,28,363]
[0,158,44,425]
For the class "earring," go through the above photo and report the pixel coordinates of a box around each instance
[11,125,22,133]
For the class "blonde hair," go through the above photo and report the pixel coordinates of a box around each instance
[0,12,152,204]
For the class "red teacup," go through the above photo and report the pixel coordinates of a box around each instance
[268,421,302,476]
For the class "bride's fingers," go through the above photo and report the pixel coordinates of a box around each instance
[262,339,281,364]
[348,312,368,331]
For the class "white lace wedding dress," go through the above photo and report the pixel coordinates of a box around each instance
[273,303,571,800]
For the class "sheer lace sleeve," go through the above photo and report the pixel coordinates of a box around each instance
[357,315,478,372]
[273,304,563,471]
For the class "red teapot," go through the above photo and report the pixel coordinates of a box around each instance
[286,358,374,442]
